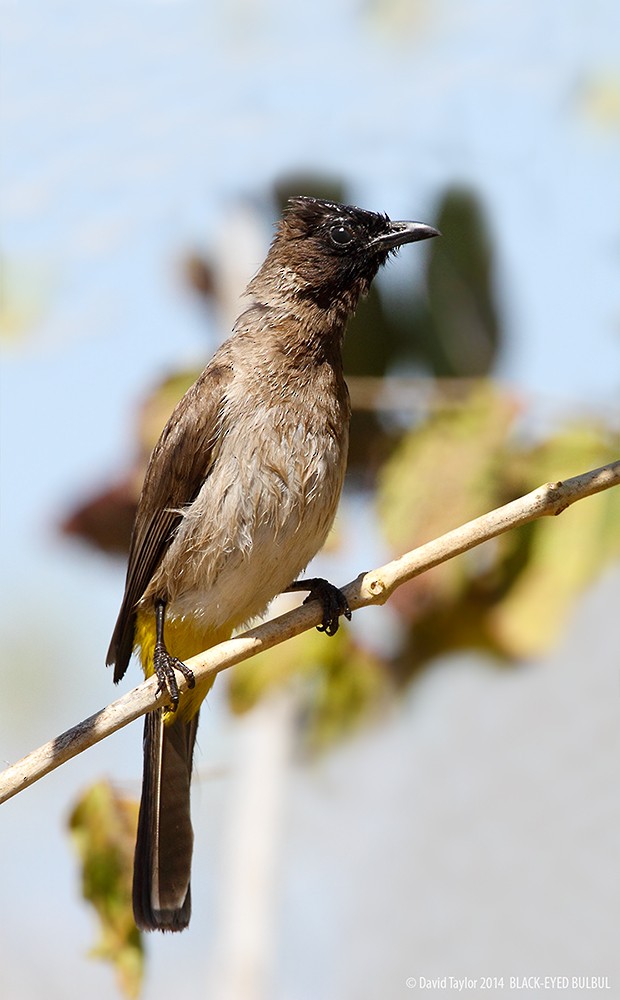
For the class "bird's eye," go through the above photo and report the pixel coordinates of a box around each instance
[329,224,354,247]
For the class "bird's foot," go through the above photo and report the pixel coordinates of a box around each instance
[288,577,352,637]
[153,642,195,711]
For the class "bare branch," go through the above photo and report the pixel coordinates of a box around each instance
[1,459,618,806]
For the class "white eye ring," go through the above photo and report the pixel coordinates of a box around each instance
[329,224,354,247]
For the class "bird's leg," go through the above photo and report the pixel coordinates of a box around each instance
[153,598,196,710]
[286,578,352,637]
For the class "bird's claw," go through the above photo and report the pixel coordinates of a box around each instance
[301,578,352,636]
[153,642,195,711]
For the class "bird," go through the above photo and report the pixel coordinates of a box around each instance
[107,196,439,932]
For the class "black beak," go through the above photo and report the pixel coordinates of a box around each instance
[371,220,441,252]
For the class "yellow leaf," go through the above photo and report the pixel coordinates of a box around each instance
[489,424,620,657]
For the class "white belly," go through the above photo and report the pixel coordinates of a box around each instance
[149,399,348,635]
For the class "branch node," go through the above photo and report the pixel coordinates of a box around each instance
[365,574,388,601]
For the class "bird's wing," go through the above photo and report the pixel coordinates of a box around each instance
[107,362,232,681]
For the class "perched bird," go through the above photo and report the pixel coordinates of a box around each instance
[107,196,439,931]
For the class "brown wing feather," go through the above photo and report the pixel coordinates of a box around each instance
[107,362,232,681]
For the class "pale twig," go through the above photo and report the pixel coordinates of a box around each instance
[1,460,618,806]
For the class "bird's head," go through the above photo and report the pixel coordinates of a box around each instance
[256,196,439,316]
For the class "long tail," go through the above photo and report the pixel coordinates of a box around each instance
[132,708,199,931]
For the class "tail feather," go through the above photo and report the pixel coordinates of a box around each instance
[133,709,199,932]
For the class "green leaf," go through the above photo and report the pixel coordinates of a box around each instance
[69,781,143,999]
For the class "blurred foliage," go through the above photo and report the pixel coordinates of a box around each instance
[60,369,198,555]
[579,74,620,127]
[0,254,53,344]
[379,387,620,674]
[69,782,143,998]
[62,482,139,556]
[423,189,500,376]
[364,0,431,37]
[229,620,391,750]
[488,421,620,657]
